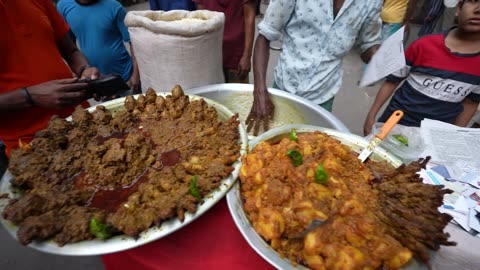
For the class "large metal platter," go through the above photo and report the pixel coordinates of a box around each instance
[187,83,350,133]
[226,124,427,270]
[0,93,248,256]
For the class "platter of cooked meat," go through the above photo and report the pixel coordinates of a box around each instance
[0,86,248,255]
[227,124,455,270]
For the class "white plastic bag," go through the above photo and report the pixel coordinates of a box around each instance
[367,123,425,164]
[125,10,225,92]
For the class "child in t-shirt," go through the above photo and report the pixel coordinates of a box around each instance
[364,0,480,135]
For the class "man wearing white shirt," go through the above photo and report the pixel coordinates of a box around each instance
[246,0,382,135]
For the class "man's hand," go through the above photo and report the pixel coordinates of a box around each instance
[80,67,100,80]
[360,44,379,64]
[27,78,88,109]
[128,70,141,94]
[237,54,251,79]
[246,85,274,136]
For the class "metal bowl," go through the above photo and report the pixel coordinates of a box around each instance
[187,84,350,133]
[0,93,249,256]
[226,124,426,270]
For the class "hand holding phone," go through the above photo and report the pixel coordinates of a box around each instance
[80,74,130,97]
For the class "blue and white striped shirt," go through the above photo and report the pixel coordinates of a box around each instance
[258,0,382,104]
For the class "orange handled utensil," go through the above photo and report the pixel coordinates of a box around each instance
[358,110,404,162]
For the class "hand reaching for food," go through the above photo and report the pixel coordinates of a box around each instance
[246,85,274,135]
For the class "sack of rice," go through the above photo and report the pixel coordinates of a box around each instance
[125,10,225,92]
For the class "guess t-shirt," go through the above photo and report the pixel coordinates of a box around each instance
[379,29,480,126]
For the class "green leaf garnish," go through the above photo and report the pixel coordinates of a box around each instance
[286,149,303,167]
[314,164,328,184]
[90,218,112,240]
[289,129,298,142]
[189,175,201,199]
[392,134,409,146]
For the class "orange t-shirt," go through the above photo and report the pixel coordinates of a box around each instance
[0,0,88,156]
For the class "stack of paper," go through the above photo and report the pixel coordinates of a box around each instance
[420,119,480,167]
[419,164,480,236]
[359,26,406,87]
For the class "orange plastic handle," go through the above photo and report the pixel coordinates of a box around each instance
[377,110,404,140]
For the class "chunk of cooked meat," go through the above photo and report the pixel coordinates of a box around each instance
[3,85,240,246]
[372,157,455,265]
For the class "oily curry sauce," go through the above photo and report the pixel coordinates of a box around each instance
[240,132,412,270]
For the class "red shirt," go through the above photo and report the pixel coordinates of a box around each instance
[195,0,250,69]
[0,0,88,156]
[102,199,275,270]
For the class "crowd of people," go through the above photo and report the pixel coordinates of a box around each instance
[1,0,480,268]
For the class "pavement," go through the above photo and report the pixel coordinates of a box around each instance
[0,2,422,270]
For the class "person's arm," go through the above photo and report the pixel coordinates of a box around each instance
[363,80,401,135]
[128,43,141,94]
[356,2,382,63]
[57,33,99,79]
[246,0,295,135]
[114,4,140,93]
[360,44,379,63]
[237,0,256,78]
[454,98,480,127]
[0,89,39,111]
[50,0,98,79]
[0,78,89,111]
[246,34,274,135]
[403,0,418,25]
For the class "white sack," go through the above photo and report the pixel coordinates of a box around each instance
[125,10,225,92]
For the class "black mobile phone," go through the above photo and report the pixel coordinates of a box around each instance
[80,74,130,97]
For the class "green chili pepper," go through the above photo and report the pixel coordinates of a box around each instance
[189,175,201,199]
[392,134,409,146]
[289,129,298,142]
[286,149,303,167]
[90,218,112,240]
[315,164,328,184]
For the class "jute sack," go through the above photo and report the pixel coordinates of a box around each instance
[125,10,225,92]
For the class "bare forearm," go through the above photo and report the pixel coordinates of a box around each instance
[0,89,33,111]
[367,81,400,119]
[360,44,379,63]
[57,34,90,76]
[129,43,139,76]
[454,99,479,127]
[253,34,270,91]
[68,50,90,76]
[243,1,256,58]
[403,0,417,24]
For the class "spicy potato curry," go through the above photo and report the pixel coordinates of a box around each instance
[240,132,412,270]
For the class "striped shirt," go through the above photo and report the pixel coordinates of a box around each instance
[418,0,445,37]
[379,30,480,126]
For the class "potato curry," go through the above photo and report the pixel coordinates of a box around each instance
[240,131,453,270]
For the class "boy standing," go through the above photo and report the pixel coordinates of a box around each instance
[57,0,141,94]
[364,0,480,135]
[195,0,256,83]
